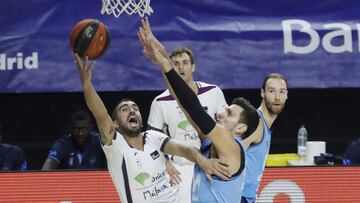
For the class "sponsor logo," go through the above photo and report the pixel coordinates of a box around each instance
[0,52,39,70]
[184,132,198,141]
[134,172,151,186]
[282,19,358,54]
[150,150,160,160]
[178,120,190,130]
[143,184,170,200]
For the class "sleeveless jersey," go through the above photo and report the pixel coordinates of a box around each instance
[242,110,272,202]
[191,136,246,203]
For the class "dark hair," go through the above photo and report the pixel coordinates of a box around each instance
[69,110,91,125]
[232,97,259,139]
[111,98,135,120]
[170,47,195,64]
[262,73,288,90]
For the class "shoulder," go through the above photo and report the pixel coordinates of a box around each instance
[197,81,222,95]
[53,135,72,145]
[348,138,360,149]
[1,143,23,153]
[144,130,169,142]
[153,89,175,102]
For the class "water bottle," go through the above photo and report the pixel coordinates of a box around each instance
[297,125,308,161]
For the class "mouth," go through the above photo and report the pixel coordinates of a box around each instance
[214,115,220,123]
[128,116,139,127]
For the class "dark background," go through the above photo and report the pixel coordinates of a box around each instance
[1,88,359,170]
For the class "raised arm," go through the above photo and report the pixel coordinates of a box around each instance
[74,54,114,146]
[138,18,241,174]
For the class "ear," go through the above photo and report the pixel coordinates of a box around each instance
[235,123,248,135]
[260,88,265,99]
[113,120,119,129]
[192,63,196,73]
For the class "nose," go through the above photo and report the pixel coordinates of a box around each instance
[275,92,280,100]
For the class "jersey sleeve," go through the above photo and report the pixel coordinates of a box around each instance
[47,139,67,164]
[147,130,171,153]
[101,131,125,161]
[215,86,228,114]
[147,98,165,130]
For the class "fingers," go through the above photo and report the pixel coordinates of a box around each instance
[170,173,182,185]
[205,173,213,183]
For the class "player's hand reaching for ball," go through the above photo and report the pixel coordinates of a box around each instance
[74,53,96,87]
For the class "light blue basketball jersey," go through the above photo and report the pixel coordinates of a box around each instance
[242,110,272,203]
[191,136,246,203]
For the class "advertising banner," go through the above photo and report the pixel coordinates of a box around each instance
[1,0,360,92]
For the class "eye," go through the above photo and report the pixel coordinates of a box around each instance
[121,107,129,112]
[280,90,286,94]
[183,60,190,65]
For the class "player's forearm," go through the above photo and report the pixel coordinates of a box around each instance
[83,83,108,119]
[180,146,205,165]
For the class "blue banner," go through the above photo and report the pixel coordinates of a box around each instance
[1,0,360,92]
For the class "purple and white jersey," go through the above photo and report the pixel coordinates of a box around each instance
[102,130,179,203]
[147,81,227,165]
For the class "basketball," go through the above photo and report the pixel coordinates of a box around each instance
[70,19,111,60]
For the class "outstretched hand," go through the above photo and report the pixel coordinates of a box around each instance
[200,158,231,182]
[166,160,182,185]
[73,53,96,86]
[138,18,173,71]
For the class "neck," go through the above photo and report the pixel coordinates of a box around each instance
[187,80,198,94]
[124,134,144,150]
[259,101,278,128]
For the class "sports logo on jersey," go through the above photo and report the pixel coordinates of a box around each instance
[150,150,160,160]
[134,172,151,185]
[178,120,190,130]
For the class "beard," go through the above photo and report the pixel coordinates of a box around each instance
[118,124,141,137]
[265,100,285,115]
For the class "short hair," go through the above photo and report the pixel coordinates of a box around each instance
[232,97,259,139]
[170,47,195,64]
[111,98,135,120]
[262,73,288,90]
[69,110,91,125]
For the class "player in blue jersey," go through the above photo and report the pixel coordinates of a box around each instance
[139,18,260,203]
[42,110,107,170]
[0,122,27,171]
[241,73,288,203]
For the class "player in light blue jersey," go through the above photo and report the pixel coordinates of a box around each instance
[242,73,288,203]
[139,18,260,203]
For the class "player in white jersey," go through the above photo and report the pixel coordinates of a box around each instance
[74,54,231,203]
[147,48,227,203]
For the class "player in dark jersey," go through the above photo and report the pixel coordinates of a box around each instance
[41,111,106,170]
[0,122,27,171]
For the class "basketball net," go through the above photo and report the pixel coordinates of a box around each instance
[101,0,153,17]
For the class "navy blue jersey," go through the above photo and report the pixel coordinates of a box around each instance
[344,138,360,165]
[0,144,27,171]
[47,132,106,169]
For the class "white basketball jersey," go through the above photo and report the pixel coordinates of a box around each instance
[102,130,179,203]
[147,81,227,165]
